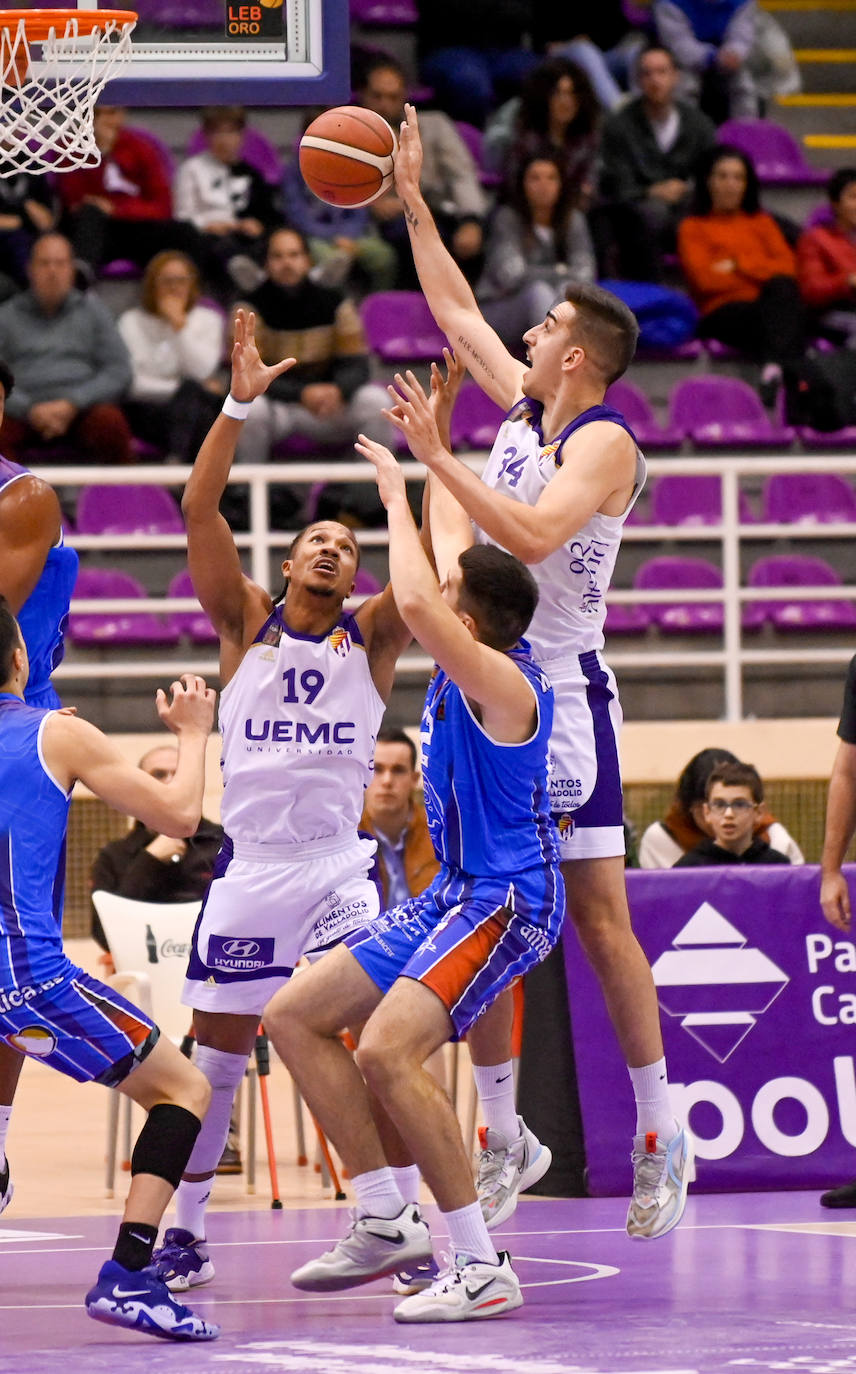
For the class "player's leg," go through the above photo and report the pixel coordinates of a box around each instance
[562,854,695,1238]
[152,1009,257,1292]
[85,1035,219,1342]
[266,943,433,1291]
[466,990,552,1229]
[0,1044,23,1215]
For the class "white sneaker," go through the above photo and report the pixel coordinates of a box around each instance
[477,1115,552,1229]
[626,1125,695,1240]
[290,1205,432,1291]
[394,1250,522,1323]
[391,1256,441,1295]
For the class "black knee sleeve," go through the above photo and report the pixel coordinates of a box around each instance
[131,1103,202,1190]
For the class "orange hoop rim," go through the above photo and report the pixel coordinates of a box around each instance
[0,10,138,41]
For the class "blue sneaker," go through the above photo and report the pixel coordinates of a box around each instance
[84,1260,219,1341]
[151,1227,215,1291]
[392,1256,441,1295]
[0,1156,12,1217]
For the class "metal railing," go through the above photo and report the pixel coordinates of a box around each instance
[40,451,856,722]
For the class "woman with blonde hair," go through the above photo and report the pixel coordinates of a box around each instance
[118,250,226,462]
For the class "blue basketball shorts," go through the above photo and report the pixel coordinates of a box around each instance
[0,955,157,1086]
[346,865,564,1039]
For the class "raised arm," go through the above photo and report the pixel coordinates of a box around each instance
[355,435,534,741]
[0,476,62,612]
[181,308,295,682]
[43,675,216,838]
[384,371,637,563]
[394,105,524,410]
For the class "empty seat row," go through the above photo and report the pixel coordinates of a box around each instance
[607,554,856,637]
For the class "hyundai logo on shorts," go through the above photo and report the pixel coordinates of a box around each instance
[208,935,275,971]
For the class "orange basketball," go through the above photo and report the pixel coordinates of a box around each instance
[299,105,398,209]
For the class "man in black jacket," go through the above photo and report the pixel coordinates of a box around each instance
[599,45,716,280]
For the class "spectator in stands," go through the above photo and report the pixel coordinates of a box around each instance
[654,0,760,123]
[360,727,439,910]
[281,117,398,295]
[118,251,226,463]
[356,56,488,288]
[416,0,541,129]
[58,105,203,278]
[482,57,601,209]
[173,106,281,294]
[0,233,133,464]
[677,145,805,406]
[638,746,804,867]
[599,45,716,280]
[235,226,393,525]
[674,761,791,865]
[536,1,648,111]
[0,171,57,300]
[477,153,597,351]
[796,168,856,349]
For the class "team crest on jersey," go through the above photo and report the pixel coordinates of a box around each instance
[8,1025,56,1056]
[541,440,563,468]
[557,814,574,839]
[329,626,351,657]
[260,621,283,647]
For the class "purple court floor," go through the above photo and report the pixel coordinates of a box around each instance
[1,1191,853,1374]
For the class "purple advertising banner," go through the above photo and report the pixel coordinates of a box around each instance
[563,864,856,1194]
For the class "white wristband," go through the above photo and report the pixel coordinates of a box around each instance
[222,394,252,420]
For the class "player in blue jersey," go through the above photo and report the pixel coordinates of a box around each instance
[0,358,79,1217]
[150,308,415,1293]
[0,599,219,1341]
[390,107,694,1242]
[263,431,564,1323]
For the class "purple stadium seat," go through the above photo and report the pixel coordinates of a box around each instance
[717,120,827,187]
[634,555,724,634]
[186,125,283,185]
[747,554,856,631]
[168,569,217,645]
[360,292,449,362]
[454,121,502,188]
[762,473,856,524]
[669,376,795,448]
[75,484,184,536]
[605,379,685,449]
[353,567,384,597]
[650,474,755,526]
[798,425,856,449]
[635,339,703,362]
[70,568,181,646]
[349,0,418,22]
[604,601,650,634]
[450,382,506,450]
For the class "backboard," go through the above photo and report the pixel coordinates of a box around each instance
[19,0,351,106]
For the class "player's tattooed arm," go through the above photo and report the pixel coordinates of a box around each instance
[455,334,496,383]
[401,197,419,232]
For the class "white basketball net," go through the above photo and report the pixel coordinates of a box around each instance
[0,14,136,176]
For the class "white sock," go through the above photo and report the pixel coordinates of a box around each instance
[351,1166,405,1219]
[442,1200,498,1266]
[0,1104,11,1167]
[472,1061,519,1142]
[391,1164,421,1207]
[628,1058,678,1143]
[174,1044,248,1239]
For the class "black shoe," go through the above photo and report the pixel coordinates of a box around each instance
[0,1156,12,1215]
[820,1179,856,1207]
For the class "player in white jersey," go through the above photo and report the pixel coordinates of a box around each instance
[151,309,413,1292]
[388,106,694,1242]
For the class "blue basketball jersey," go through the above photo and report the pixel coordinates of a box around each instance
[0,695,69,986]
[0,457,77,708]
[420,640,558,879]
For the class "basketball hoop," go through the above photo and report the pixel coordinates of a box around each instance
[0,9,137,176]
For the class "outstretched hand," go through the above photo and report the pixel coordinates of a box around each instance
[429,347,466,449]
[355,434,409,510]
[382,369,446,466]
[393,103,423,200]
[229,308,296,403]
[156,673,216,736]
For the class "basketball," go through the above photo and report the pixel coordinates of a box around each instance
[299,105,398,209]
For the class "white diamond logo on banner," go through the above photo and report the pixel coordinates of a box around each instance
[651,902,789,1062]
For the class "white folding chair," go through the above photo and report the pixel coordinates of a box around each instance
[91,891,201,1196]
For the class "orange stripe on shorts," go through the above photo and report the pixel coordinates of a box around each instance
[420,910,509,1011]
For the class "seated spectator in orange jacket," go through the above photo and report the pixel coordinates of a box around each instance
[796,168,856,348]
[678,144,805,405]
[360,728,439,910]
[58,105,204,277]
